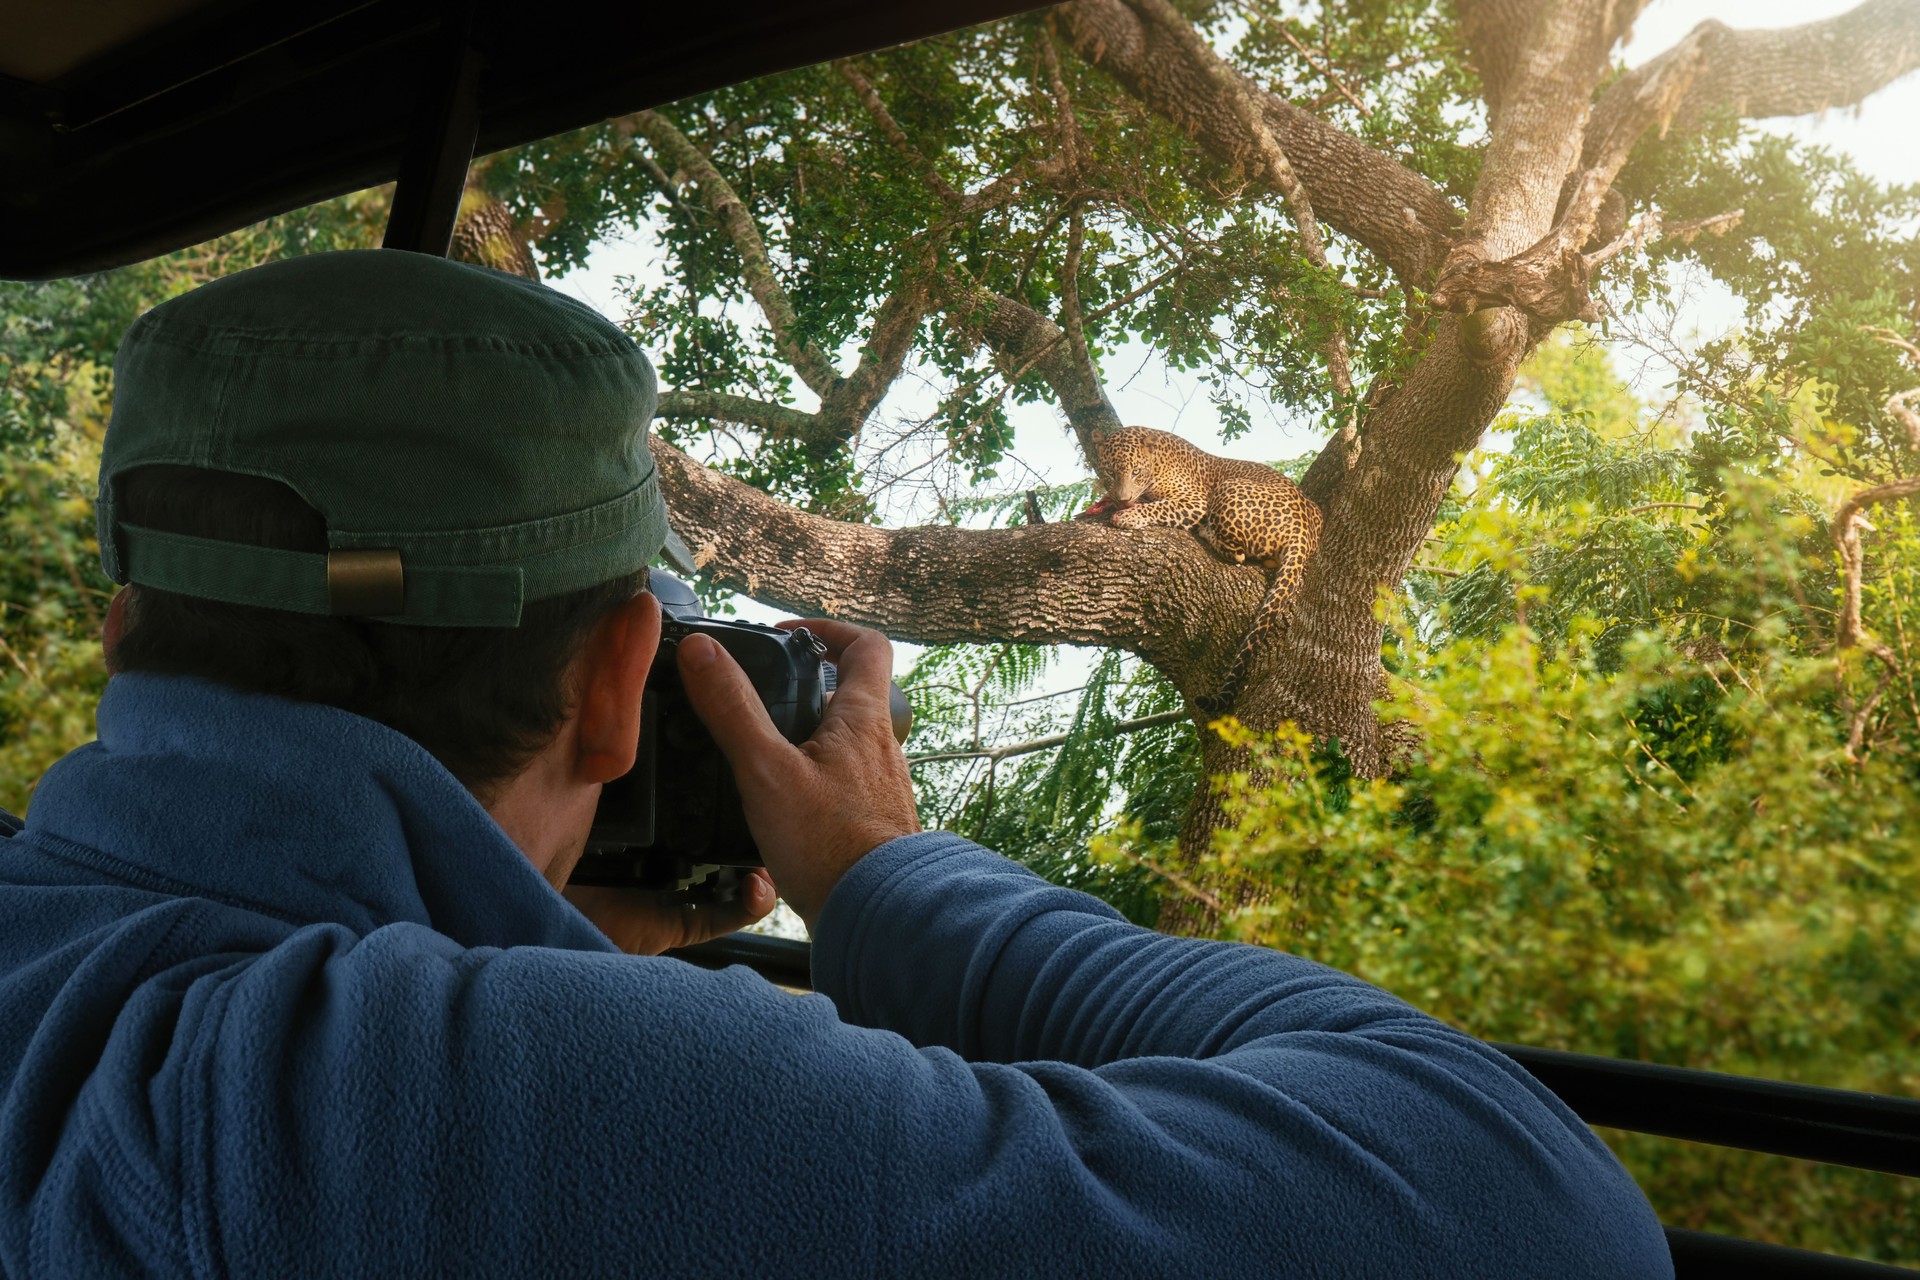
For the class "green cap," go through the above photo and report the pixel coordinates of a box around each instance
[97,249,667,627]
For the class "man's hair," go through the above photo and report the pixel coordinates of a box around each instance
[111,465,645,800]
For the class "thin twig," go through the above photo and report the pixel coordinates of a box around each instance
[1233,1,1372,117]
[909,710,1189,765]
[1100,842,1229,915]
[835,60,964,206]
[1586,208,1744,272]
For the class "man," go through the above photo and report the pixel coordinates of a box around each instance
[0,250,1671,1277]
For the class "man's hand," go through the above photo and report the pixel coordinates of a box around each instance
[564,871,778,955]
[677,618,922,930]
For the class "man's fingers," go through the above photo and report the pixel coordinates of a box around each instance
[678,871,777,945]
[775,618,896,723]
[678,634,790,776]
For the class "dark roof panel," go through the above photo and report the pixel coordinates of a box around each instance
[0,0,1052,279]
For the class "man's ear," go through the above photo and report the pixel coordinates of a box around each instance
[103,587,132,674]
[573,590,661,786]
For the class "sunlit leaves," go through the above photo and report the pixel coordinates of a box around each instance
[1188,620,1919,1259]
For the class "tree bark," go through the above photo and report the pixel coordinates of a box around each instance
[651,436,1265,695]
[1055,0,1460,284]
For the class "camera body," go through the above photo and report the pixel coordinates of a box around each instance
[573,571,831,898]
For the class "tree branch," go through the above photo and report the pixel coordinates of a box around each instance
[1460,0,1649,122]
[1426,0,1665,366]
[654,390,822,437]
[1661,0,1920,131]
[1457,0,1624,262]
[944,283,1124,461]
[909,710,1189,764]
[1231,2,1371,118]
[649,435,1263,688]
[1056,0,1459,283]
[1129,0,1354,399]
[1457,0,1545,117]
[1867,326,1920,452]
[1438,0,1920,344]
[1428,206,1744,326]
[633,110,841,397]
[1834,476,1920,662]
[1060,206,1098,411]
[815,246,938,443]
[835,60,964,206]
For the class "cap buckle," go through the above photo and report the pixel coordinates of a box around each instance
[327,549,406,616]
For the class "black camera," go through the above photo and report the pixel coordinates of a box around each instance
[571,570,907,901]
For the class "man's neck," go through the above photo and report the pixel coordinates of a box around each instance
[483,741,597,889]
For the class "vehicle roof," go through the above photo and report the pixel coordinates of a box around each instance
[0,0,1050,280]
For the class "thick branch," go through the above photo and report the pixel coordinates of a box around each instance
[1433,199,1743,341]
[1460,0,1622,259]
[654,391,822,440]
[1461,0,1649,122]
[947,284,1123,461]
[650,436,1263,690]
[1444,0,1920,343]
[1458,0,1544,117]
[1658,0,1920,132]
[1056,0,1459,283]
[1426,0,1653,367]
[633,110,841,397]
[450,173,542,280]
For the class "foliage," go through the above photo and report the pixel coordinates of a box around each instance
[0,425,111,813]
[904,641,1184,926]
[1156,613,1918,1260]
[518,1,1492,508]
[908,323,1920,1258]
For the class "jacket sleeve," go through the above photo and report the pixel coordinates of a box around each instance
[193,832,1672,1280]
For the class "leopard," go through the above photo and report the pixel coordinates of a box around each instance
[1085,426,1322,714]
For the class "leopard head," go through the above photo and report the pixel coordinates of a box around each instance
[1094,429,1154,504]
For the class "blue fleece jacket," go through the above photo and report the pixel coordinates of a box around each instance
[0,673,1671,1278]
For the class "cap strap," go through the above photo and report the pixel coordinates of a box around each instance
[121,524,525,626]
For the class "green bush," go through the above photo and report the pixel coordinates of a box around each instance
[0,425,111,814]
[1131,621,1918,1260]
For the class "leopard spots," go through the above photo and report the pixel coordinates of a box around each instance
[1092,427,1321,712]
